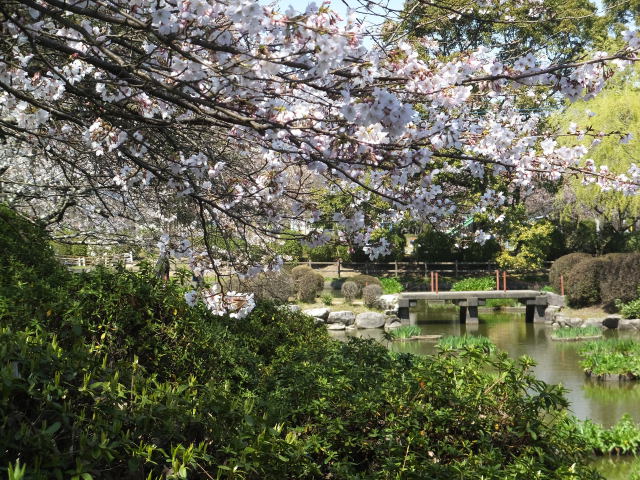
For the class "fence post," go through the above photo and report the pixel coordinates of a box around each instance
[337,258,341,279]
[455,260,458,277]
[502,271,507,292]
[495,270,500,290]
[560,275,565,296]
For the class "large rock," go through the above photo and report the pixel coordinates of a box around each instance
[356,312,387,329]
[546,293,565,307]
[327,310,356,325]
[619,319,640,330]
[544,305,561,322]
[583,317,604,327]
[379,294,399,311]
[602,315,621,329]
[385,320,402,329]
[303,308,329,320]
[566,317,584,327]
[327,323,346,330]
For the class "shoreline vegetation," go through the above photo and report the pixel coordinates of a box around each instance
[551,326,604,341]
[579,339,640,381]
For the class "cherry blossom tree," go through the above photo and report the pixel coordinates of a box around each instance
[1,0,639,315]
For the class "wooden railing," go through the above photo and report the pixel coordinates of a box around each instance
[56,252,134,268]
[286,260,552,277]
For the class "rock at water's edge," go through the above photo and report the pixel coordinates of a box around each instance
[327,310,356,325]
[356,312,387,329]
[303,308,329,320]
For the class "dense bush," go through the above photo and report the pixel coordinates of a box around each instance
[564,257,604,308]
[350,274,381,293]
[598,253,640,309]
[239,271,294,302]
[0,209,606,479]
[291,264,314,282]
[362,284,383,308]
[297,271,324,302]
[451,276,495,291]
[618,296,640,319]
[549,252,592,292]
[379,276,404,294]
[341,280,359,303]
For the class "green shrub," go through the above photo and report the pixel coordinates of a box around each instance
[379,277,404,294]
[341,281,359,304]
[321,293,333,306]
[618,297,640,319]
[297,271,323,302]
[451,276,495,291]
[598,253,640,309]
[350,274,381,294]
[362,284,382,308]
[549,252,592,292]
[391,325,421,339]
[240,271,294,302]
[291,264,314,282]
[0,208,607,480]
[564,257,603,308]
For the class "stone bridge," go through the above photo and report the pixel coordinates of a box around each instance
[398,290,561,324]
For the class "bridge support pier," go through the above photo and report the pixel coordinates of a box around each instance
[524,296,548,323]
[457,298,482,324]
[398,299,410,324]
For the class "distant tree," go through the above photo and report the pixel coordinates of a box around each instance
[551,66,640,252]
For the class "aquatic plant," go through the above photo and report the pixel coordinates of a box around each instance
[577,414,640,455]
[578,339,640,377]
[551,326,602,340]
[391,325,421,339]
[436,335,495,352]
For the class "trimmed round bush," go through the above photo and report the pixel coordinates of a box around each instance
[549,253,592,293]
[362,284,383,308]
[240,271,294,302]
[291,264,314,282]
[350,274,381,295]
[341,280,360,304]
[297,271,324,302]
[598,253,640,310]
[564,257,604,308]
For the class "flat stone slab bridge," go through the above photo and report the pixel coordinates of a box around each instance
[398,290,553,324]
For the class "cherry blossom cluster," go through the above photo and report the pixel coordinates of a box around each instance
[1,0,639,317]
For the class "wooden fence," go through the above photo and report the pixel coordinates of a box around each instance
[56,252,134,268]
[55,255,551,277]
[286,260,552,278]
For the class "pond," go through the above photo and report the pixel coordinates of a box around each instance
[328,302,640,479]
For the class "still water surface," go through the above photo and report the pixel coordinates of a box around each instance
[328,302,640,479]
